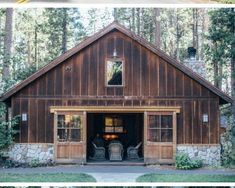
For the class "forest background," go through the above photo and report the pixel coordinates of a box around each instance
[0,7,234,166]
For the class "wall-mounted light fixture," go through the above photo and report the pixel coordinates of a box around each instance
[22,113,27,121]
[202,113,209,123]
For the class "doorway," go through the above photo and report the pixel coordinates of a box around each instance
[87,113,144,162]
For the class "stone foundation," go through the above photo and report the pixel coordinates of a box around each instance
[177,145,221,166]
[8,143,54,164]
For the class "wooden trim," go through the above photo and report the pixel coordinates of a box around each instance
[15,96,220,100]
[177,144,220,146]
[83,111,87,163]
[147,112,174,115]
[50,106,181,113]
[53,111,58,161]
[144,111,147,163]
[173,112,177,158]
[0,22,232,104]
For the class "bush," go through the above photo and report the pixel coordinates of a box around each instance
[29,158,40,168]
[0,103,20,152]
[175,152,203,170]
[2,159,20,168]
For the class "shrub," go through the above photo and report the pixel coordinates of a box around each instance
[175,152,203,170]
[0,103,20,152]
[3,159,20,168]
[29,158,41,168]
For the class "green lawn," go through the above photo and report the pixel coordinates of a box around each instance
[0,173,96,182]
[216,0,235,3]
[136,173,235,182]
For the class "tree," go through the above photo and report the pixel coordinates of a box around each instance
[2,8,13,89]
[207,8,235,166]
[153,8,161,48]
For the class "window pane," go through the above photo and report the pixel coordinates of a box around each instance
[57,114,82,142]
[107,60,123,85]
[58,115,65,128]
[71,115,82,128]
[70,129,81,142]
[58,129,68,142]
[161,115,173,128]
[149,115,160,128]
[161,129,173,142]
[148,129,160,142]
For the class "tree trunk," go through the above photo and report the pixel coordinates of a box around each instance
[231,8,235,122]
[131,8,135,33]
[175,10,180,60]
[192,8,199,56]
[200,9,206,60]
[27,32,31,66]
[136,8,140,35]
[213,41,219,88]
[62,8,67,54]
[3,8,13,81]
[34,24,38,69]
[153,8,161,48]
[113,8,118,21]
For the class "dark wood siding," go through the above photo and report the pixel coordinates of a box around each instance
[11,30,220,145]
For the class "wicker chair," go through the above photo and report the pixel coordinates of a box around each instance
[127,142,142,160]
[91,142,105,160]
[108,141,124,161]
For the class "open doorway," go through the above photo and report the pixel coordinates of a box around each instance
[87,113,144,162]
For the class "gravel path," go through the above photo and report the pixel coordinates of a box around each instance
[1,165,235,182]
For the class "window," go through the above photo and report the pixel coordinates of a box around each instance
[57,114,82,142]
[105,116,123,133]
[106,59,123,86]
[147,114,173,142]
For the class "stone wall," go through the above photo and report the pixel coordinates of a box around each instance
[177,145,221,166]
[8,143,54,164]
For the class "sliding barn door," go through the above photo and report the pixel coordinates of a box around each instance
[54,112,86,163]
[144,112,177,164]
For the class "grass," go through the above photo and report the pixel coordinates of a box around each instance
[0,173,96,182]
[136,173,235,182]
[216,0,235,3]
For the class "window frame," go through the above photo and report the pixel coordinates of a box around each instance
[56,112,83,143]
[105,58,125,87]
[147,112,173,143]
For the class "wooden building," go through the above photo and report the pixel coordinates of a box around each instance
[0,22,232,165]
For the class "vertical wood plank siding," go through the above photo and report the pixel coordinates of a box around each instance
[11,30,220,144]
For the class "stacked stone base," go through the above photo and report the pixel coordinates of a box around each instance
[8,143,54,164]
[177,145,221,166]
[8,143,221,166]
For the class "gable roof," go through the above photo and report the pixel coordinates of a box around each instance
[0,21,233,104]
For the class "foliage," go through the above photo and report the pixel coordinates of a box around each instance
[1,159,20,168]
[136,174,235,182]
[0,103,20,152]
[175,152,203,170]
[206,8,235,166]
[29,158,40,168]
[0,173,96,182]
